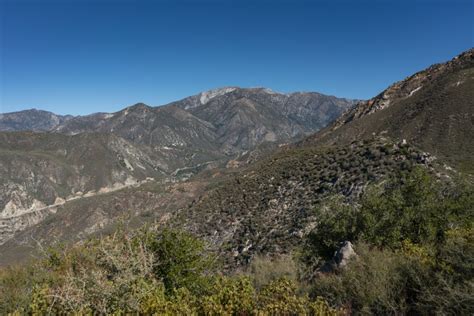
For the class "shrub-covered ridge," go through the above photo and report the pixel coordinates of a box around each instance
[181,137,442,267]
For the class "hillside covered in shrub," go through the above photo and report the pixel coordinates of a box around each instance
[1,169,472,315]
[179,137,445,268]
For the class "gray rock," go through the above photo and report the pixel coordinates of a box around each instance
[333,241,357,268]
[317,241,357,274]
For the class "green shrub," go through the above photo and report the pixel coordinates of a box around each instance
[311,240,474,314]
[305,167,473,263]
[1,227,344,315]
[199,276,255,314]
[412,227,474,314]
[0,265,45,314]
[257,278,308,314]
[149,228,216,295]
[303,168,474,314]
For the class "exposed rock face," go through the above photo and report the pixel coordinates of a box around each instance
[0,132,163,244]
[199,87,238,106]
[0,178,208,266]
[333,48,474,125]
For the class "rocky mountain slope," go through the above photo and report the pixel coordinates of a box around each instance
[0,132,164,244]
[55,104,226,174]
[54,88,355,156]
[304,48,474,173]
[0,178,209,266]
[169,87,355,153]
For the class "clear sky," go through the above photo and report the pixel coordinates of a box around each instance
[0,0,472,115]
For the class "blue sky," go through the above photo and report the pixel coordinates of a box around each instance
[0,0,472,115]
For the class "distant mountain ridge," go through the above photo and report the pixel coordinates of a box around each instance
[170,87,355,153]
[0,87,356,133]
[0,109,73,132]
[1,88,356,174]
[0,87,355,246]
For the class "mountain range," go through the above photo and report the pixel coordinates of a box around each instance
[0,88,355,261]
[0,48,472,267]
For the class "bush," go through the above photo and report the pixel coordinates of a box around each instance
[199,276,255,314]
[35,228,157,314]
[413,227,474,314]
[0,265,50,315]
[149,228,216,295]
[257,278,308,314]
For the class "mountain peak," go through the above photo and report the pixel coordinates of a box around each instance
[127,102,152,110]
[121,103,153,115]
[199,87,238,105]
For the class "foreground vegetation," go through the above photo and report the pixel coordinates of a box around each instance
[0,228,342,315]
[1,168,472,315]
[304,168,474,314]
